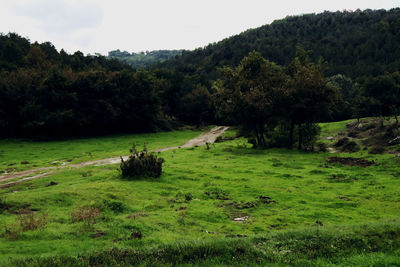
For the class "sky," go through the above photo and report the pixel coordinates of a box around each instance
[0,0,398,55]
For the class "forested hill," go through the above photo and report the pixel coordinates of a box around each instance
[159,8,400,80]
[108,49,183,69]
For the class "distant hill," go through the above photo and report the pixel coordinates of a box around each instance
[108,49,183,69]
[159,8,400,80]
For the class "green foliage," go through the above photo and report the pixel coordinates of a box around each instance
[362,72,400,122]
[297,123,321,151]
[216,50,332,150]
[120,144,164,178]
[0,198,8,213]
[215,51,288,148]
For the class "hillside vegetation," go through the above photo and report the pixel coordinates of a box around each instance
[160,8,400,80]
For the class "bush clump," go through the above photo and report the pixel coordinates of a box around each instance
[316,142,328,152]
[369,146,386,154]
[334,137,360,152]
[0,198,9,213]
[120,144,164,179]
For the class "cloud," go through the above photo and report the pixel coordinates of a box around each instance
[11,0,103,34]
[1,0,398,54]
[0,0,103,52]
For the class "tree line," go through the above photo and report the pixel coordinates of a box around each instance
[0,33,205,137]
[1,8,399,145]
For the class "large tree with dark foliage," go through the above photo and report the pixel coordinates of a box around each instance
[362,72,400,126]
[216,51,336,149]
[285,50,337,149]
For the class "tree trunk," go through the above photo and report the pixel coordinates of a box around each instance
[259,123,266,148]
[254,125,261,148]
[298,123,303,150]
[289,119,295,149]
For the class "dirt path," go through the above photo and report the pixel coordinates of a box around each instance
[0,126,229,188]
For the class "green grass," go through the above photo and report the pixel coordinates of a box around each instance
[4,221,400,266]
[0,130,202,173]
[0,119,399,265]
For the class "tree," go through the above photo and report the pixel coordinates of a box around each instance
[286,49,337,149]
[181,85,214,125]
[215,51,287,147]
[362,72,400,127]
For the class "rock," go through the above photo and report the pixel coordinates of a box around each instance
[388,136,400,145]
[233,216,249,222]
[325,136,334,140]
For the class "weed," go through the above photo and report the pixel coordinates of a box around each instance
[99,199,126,213]
[204,188,230,200]
[184,193,193,202]
[19,212,47,231]
[3,212,47,240]
[71,206,101,224]
[129,231,143,239]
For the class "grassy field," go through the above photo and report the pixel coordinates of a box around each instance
[0,129,203,173]
[0,120,399,265]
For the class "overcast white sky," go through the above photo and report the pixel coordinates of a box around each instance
[0,0,398,55]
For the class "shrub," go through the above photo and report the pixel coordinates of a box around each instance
[298,123,321,151]
[369,146,386,154]
[334,137,349,147]
[342,141,360,152]
[348,131,358,138]
[316,142,328,152]
[100,200,126,213]
[184,193,193,202]
[334,137,360,152]
[120,144,164,178]
[0,198,9,213]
